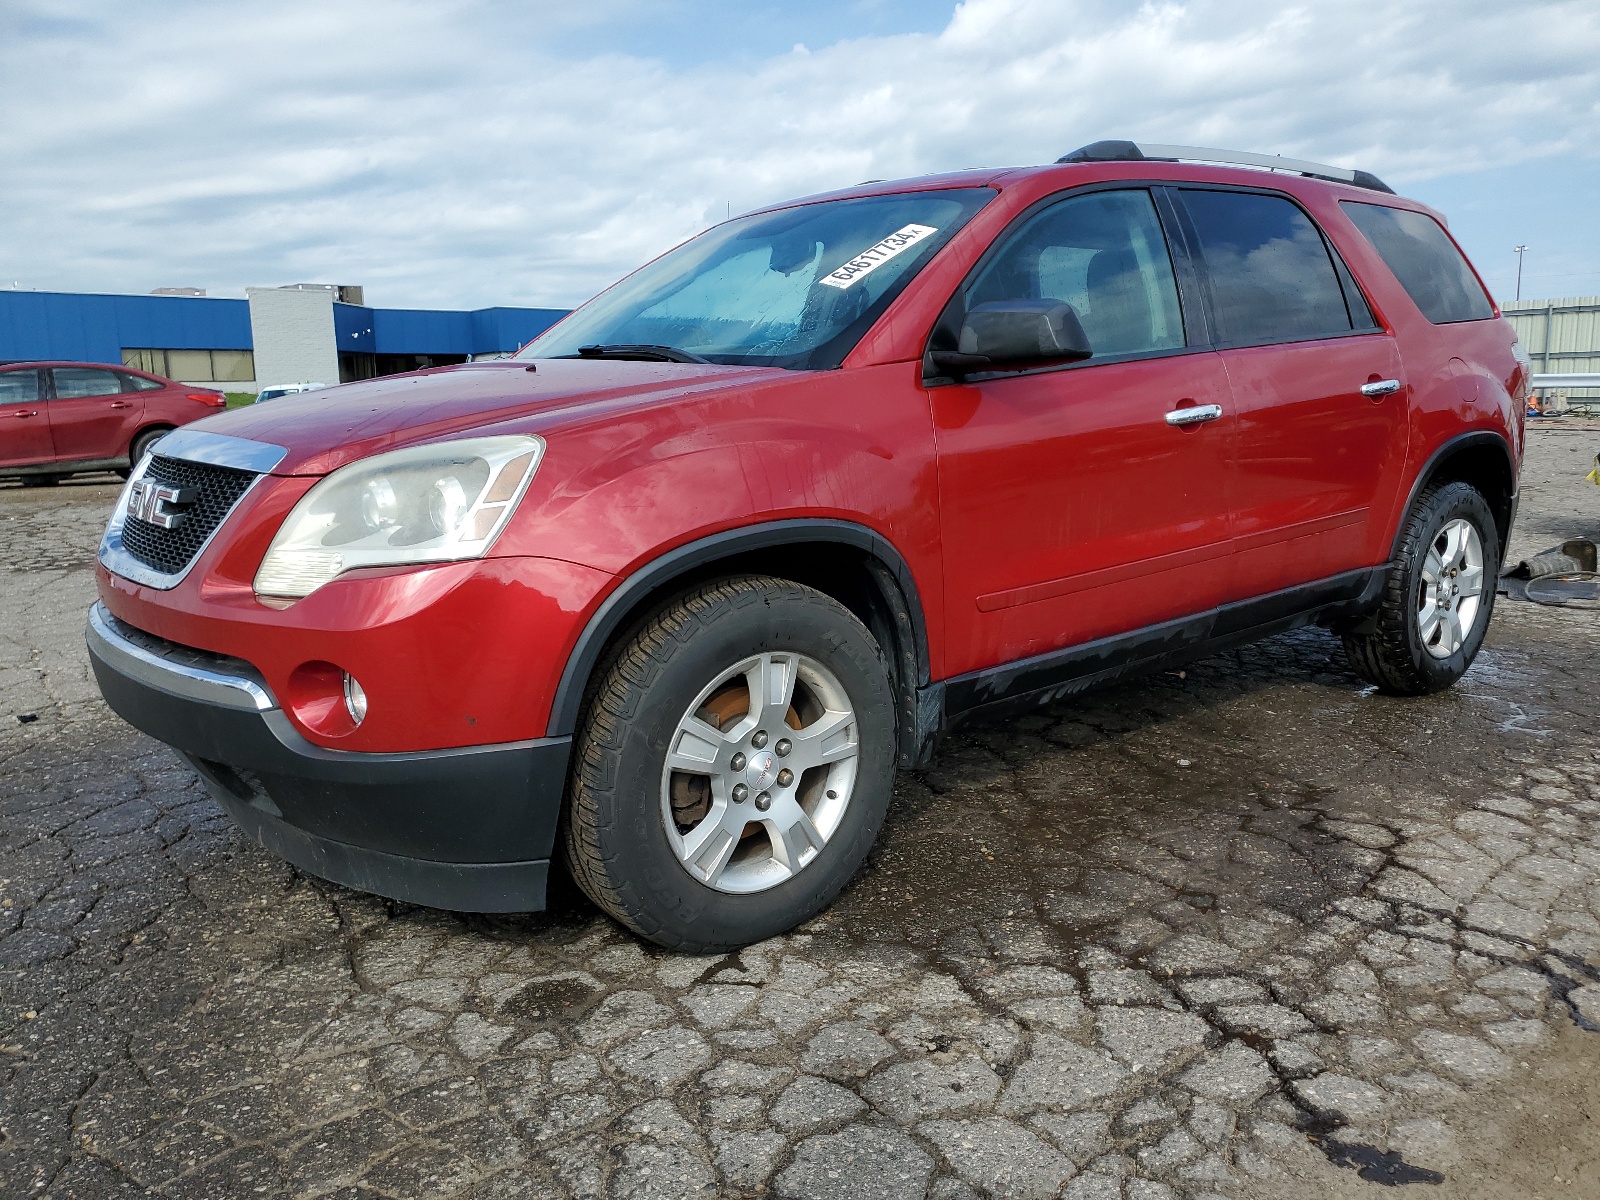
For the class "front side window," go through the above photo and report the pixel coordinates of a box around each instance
[525,189,995,370]
[1341,202,1494,325]
[1180,189,1354,346]
[52,368,122,398]
[0,370,40,403]
[953,188,1186,360]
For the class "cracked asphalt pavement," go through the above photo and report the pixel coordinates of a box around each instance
[3,422,1599,1200]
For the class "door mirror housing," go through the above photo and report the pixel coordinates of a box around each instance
[928,300,1093,380]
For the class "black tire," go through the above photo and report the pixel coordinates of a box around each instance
[21,475,60,488]
[1342,481,1500,695]
[128,428,169,472]
[562,575,896,951]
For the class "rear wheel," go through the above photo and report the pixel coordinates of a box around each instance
[1342,481,1500,695]
[561,575,896,950]
[119,428,168,479]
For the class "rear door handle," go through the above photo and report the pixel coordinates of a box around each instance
[1360,379,1402,397]
[110,400,133,409]
[1164,403,1224,427]
[9,409,39,418]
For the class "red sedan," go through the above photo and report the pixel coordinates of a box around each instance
[0,361,226,485]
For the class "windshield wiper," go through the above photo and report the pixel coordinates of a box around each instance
[570,344,710,364]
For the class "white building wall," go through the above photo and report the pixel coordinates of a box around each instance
[247,287,340,389]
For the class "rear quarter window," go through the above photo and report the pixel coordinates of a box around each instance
[1341,202,1493,325]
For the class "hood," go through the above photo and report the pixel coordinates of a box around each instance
[195,359,785,475]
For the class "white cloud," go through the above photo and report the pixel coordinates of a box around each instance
[1,0,1596,308]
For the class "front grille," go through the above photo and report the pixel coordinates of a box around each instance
[120,454,259,576]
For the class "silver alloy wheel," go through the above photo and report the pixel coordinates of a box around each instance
[660,651,859,894]
[1417,517,1484,659]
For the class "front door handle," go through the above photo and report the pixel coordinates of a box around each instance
[1165,403,1224,427]
[1360,379,1402,397]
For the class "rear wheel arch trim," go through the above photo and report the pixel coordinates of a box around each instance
[546,519,929,740]
[1389,431,1516,559]
[130,424,176,459]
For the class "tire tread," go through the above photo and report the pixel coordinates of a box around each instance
[1341,481,1497,696]
[560,574,879,951]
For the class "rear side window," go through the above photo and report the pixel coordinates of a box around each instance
[0,370,40,403]
[1341,202,1493,324]
[1180,189,1355,346]
[52,368,123,398]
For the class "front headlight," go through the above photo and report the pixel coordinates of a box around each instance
[254,435,544,599]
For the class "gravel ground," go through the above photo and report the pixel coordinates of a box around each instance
[1,424,1598,1200]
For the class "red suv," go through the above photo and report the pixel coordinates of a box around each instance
[0,361,226,485]
[86,142,1525,950]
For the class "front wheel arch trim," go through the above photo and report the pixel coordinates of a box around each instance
[546,519,930,742]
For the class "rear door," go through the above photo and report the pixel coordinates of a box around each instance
[930,186,1238,676]
[46,366,143,463]
[1176,187,1408,599]
[0,369,54,467]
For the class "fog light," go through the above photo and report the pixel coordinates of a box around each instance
[343,673,368,725]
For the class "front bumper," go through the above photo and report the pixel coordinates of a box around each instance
[86,602,572,912]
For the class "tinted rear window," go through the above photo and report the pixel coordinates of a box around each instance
[1180,189,1355,346]
[1341,202,1493,324]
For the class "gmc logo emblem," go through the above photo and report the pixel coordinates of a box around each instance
[127,480,195,529]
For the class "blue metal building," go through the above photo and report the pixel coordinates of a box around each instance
[0,289,569,389]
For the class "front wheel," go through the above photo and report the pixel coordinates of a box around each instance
[561,575,897,951]
[1342,481,1500,695]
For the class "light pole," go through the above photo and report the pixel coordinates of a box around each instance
[1513,245,1529,301]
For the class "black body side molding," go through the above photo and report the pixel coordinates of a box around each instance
[919,567,1386,736]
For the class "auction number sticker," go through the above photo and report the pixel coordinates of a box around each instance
[818,224,938,289]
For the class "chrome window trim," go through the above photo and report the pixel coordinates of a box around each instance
[97,430,287,590]
[86,603,277,712]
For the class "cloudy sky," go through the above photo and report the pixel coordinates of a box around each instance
[3,0,1597,310]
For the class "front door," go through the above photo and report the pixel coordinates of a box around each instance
[0,369,54,467]
[930,187,1238,678]
[46,366,142,462]
[1175,186,1410,598]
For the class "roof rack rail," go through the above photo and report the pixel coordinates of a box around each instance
[1057,140,1395,195]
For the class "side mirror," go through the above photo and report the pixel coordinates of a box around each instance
[928,300,1093,379]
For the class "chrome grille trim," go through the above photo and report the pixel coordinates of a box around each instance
[98,430,289,590]
[152,428,290,473]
